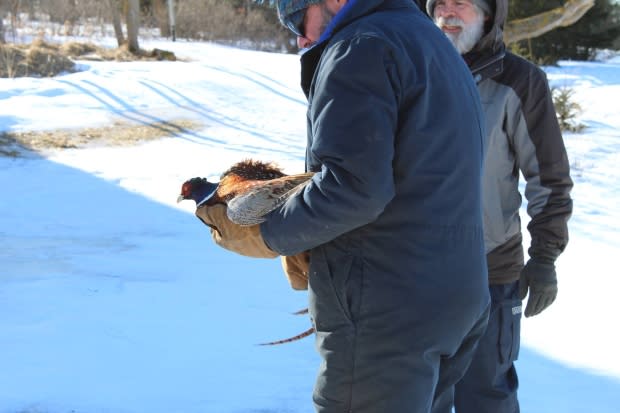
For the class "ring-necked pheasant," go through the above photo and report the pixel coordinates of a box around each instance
[177,159,315,345]
[177,159,315,226]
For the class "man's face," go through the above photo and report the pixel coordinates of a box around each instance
[296,1,337,49]
[433,0,486,54]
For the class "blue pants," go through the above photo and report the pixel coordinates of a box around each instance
[308,242,490,413]
[454,281,522,413]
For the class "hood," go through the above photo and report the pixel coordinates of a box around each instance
[315,0,381,45]
[472,0,507,53]
[312,0,417,47]
[299,0,420,96]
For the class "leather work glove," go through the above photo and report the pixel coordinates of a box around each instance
[518,258,558,317]
[281,251,310,290]
[195,204,278,259]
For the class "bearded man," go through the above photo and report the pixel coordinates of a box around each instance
[427,0,573,412]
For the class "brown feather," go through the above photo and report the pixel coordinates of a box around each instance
[204,159,292,206]
[220,159,286,181]
[204,159,315,225]
[227,172,315,225]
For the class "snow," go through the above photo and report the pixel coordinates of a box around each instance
[1,36,619,412]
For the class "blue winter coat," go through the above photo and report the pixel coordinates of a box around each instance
[262,0,487,303]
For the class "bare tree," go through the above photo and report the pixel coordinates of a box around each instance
[125,0,140,52]
[152,0,170,37]
[167,0,176,41]
[0,0,10,43]
[108,0,140,53]
[0,12,5,44]
[109,0,125,46]
[505,0,596,44]
[3,0,21,43]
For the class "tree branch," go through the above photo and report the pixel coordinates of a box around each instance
[505,0,595,44]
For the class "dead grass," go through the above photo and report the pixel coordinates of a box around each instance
[1,39,188,157]
[0,40,75,78]
[0,119,203,158]
[0,38,178,78]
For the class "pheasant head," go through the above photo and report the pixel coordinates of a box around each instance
[176,177,219,207]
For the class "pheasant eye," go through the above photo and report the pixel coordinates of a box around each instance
[182,182,192,196]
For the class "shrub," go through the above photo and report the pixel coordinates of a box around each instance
[173,0,295,53]
[1,39,76,78]
[552,86,586,133]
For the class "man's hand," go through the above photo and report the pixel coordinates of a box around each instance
[281,251,310,290]
[195,204,278,258]
[518,258,558,317]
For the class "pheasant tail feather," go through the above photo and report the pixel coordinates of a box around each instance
[257,327,315,346]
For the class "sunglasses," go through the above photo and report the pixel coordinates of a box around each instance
[283,7,308,37]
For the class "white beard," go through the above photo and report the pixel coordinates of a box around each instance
[436,12,485,54]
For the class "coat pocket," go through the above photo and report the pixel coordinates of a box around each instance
[309,246,360,330]
[498,299,522,364]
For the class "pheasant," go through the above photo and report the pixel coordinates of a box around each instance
[178,159,316,345]
[177,159,315,226]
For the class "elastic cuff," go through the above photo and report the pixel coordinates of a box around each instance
[528,245,560,264]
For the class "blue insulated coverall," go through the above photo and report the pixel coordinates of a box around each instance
[261,1,491,411]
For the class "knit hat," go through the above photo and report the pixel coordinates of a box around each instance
[426,0,493,17]
[277,0,324,36]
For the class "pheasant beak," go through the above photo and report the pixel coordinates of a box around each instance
[176,194,186,203]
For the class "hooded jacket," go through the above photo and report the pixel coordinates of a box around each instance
[462,0,573,283]
[261,0,489,307]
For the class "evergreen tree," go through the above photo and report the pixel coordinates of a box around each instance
[510,0,620,64]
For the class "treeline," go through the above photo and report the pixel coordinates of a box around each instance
[1,0,296,53]
[2,0,619,61]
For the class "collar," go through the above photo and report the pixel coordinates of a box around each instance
[464,46,506,84]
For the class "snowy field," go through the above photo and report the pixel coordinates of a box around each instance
[1,33,619,412]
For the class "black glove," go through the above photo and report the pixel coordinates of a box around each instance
[518,258,557,317]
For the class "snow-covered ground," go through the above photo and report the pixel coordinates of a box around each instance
[1,35,619,412]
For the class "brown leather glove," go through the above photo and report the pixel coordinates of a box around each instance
[195,204,278,259]
[281,251,310,290]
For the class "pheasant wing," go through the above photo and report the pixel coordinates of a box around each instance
[227,172,314,226]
